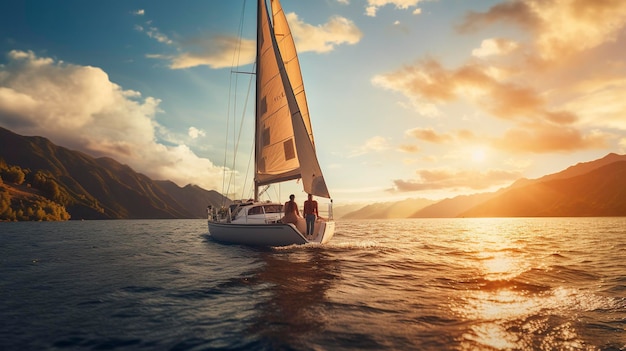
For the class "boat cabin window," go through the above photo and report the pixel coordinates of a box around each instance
[248,206,264,215]
[246,205,282,215]
[263,205,282,213]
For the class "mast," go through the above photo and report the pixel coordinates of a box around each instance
[253,0,262,202]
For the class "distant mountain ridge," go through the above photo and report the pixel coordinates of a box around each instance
[0,127,228,220]
[341,198,435,219]
[2,126,624,220]
[461,160,626,217]
[338,153,626,219]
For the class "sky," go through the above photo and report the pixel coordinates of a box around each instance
[1,0,625,205]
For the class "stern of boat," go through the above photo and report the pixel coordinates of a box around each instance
[305,218,335,244]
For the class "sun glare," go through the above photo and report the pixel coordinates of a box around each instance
[471,148,487,162]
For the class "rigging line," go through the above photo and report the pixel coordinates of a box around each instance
[222,0,249,203]
[238,64,256,200]
[242,119,256,200]
[229,66,255,201]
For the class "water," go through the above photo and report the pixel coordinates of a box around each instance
[1,218,625,350]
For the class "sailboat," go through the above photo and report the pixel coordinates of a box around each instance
[207,0,335,246]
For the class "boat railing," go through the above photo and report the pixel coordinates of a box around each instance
[207,206,232,223]
[316,200,333,221]
[328,200,334,220]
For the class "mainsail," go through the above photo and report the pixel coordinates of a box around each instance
[254,0,330,198]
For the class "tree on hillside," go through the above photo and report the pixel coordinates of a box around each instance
[0,190,13,219]
[30,171,67,204]
[0,188,70,221]
[1,166,26,185]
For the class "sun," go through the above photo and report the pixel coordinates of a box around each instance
[471,147,487,162]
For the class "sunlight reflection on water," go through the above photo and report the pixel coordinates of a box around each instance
[443,218,618,351]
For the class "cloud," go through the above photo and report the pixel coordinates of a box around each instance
[137,19,255,69]
[456,129,476,140]
[398,144,420,153]
[136,25,173,45]
[286,13,362,53]
[372,47,620,153]
[188,126,206,139]
[169,36,255,70]
[365,0,427,17]
[405,127,452,143]
[392,167,522,192]
[141,12,361,70]
[459,0,626,61]
[457,1,536,33]
[491,124,609,154]
[620,138,626,153]
[349,136,390,157]
[131,9,145,16]
[564,77,626,131]
[0,50,225,191]
[472,38,519,58]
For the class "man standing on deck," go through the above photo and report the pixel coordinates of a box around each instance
[303,194,318,236]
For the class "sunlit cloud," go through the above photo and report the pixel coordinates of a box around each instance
[131,9,145,16]
[491,125,609,154]
[398,144,420,153]
[172,36,255,69]
[472,38,519,58]
[371,0,626,161]
[405,127,452,143]
[286,13,362,53]
[391,167,522,192]
[0,50,225,190]
[619,138,626,153]
[373,39,622,153]
[456,129,476,140]
[349,135,390,157]
[138,25,173,45]
[141,12,361,69]
[458,0,626,62]
[564,77,626,131]
[188,126,206,139]
[456,1,536,33]
[365,0,428,17]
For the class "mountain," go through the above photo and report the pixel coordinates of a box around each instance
[461,161,626,217]
[537,153,626,182]
[0,127,229,220]
[341,198,435,219]
[339,153,626,219]
[410,192,498,218]
[332,203,367,219]
[155,181,226,218]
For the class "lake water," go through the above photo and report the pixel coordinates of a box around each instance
[1,218,625,350]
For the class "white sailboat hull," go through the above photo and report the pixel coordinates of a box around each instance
[208,219,335,247]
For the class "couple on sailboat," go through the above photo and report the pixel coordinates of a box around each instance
[207,0,335,246]
[283,194,319,236]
